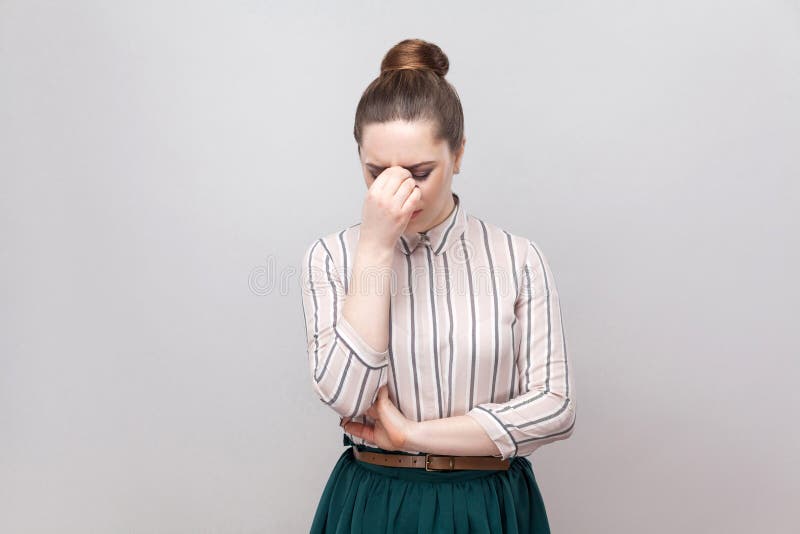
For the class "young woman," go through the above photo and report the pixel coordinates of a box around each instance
[300,38,576,534]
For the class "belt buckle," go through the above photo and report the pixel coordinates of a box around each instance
[425,454,456,472]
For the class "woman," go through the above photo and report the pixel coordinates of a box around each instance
[300,38,576,534]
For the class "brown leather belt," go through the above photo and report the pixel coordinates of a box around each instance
[352,446,510,471]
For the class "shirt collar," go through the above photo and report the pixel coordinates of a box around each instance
[396,192,468,256]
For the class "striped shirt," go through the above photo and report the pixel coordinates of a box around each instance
[299,192,576,460]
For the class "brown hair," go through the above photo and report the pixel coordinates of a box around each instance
[353,38,465,156]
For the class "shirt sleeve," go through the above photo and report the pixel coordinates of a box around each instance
[466,239,576,460]
[299,238,390,420]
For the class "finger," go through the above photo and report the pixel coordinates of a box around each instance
[344,421,375,443]
[367,167,389,194]
[391,177,418,213]
[382,167,413,199]
[401,186,422,215]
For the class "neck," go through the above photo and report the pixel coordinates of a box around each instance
[420,194,456,234]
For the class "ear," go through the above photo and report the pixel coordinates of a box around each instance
[453,137,466,174]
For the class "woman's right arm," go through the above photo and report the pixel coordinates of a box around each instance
[300,237,392,420]
[300,169,421,420]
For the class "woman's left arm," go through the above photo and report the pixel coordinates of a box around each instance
[464,239,576,460]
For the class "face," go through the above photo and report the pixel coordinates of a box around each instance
[359,119,465,233]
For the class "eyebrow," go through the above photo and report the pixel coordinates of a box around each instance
[365,160,437,171]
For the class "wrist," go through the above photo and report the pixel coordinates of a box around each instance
[357,239,395,263]
[357,229,397,254]
[404,419,427,452]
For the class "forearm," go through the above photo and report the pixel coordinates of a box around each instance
[342,239,394,352]
[405,415,502,457]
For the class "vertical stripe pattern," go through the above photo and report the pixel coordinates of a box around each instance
[299,192,576,460]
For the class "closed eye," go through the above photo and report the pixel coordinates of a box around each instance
[370,172,431,180]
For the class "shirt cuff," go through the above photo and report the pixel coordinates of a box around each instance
[465,406,517,461]
[334,315,390,368]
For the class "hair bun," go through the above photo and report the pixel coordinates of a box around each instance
[380,38,449,78]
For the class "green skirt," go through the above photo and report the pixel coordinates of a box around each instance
[309,435,550,533]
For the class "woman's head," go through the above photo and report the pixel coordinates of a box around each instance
[354,38,466,233]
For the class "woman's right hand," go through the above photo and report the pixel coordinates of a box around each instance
[359,167,422,251]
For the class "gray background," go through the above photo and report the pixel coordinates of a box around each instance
[1,1,798,532]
